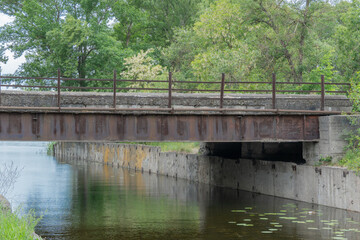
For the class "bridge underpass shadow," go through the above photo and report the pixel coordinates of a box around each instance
[200,142,305,164]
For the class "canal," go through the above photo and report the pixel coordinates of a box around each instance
[1,142,360,240]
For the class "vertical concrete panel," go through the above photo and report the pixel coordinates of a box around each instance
[253,161,274,196]
[232,159,254,192]
[345,171,360,212]
[221,159,239,189]
[294,165,318,204]
[197,156,210,185]
[273,162,295,200]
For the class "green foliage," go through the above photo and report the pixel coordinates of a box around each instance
[338,148,360,175]
[349,73,360,112]
[339,117,360,174]
[0,206,42,240]
[334,0,360,80]
[0,0,357,91]
[47,142,56,156]
[120,49,168,91]
[314,155,333,166]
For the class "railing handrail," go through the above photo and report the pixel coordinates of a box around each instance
[0,71,352,112]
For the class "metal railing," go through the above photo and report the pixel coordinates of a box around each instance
[0,69,351,113]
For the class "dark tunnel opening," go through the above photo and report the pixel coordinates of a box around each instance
[200,142,306,164]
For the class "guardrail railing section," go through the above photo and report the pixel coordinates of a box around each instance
[0,70,351,112]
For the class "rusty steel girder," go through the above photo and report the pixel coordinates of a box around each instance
[0,112,319,142]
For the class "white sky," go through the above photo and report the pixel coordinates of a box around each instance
[0,13,25,74]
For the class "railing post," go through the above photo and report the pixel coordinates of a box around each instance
[272,73,276,109]
[113,70,117,109]
[168,71,172,109]
[321,75,325,111]
[0,71,2,106]
[220,73,225,108]
[57,69,61,110]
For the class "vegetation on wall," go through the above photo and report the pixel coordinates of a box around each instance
[337,72,360,173]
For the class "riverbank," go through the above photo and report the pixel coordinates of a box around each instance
[54,142,360,212]
[0,194,42,240]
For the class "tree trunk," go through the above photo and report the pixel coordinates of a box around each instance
[297,0,311,82]
[126,22,133,47]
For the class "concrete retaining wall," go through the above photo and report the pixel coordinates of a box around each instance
[55,142,360,212]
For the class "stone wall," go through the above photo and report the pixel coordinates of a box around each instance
[0,90,352,111]
[55,141,360,212]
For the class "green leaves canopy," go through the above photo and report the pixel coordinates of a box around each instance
[0,0,359,90]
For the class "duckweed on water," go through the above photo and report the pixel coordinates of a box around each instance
[229,203,360,239]
[279,217,297,220]
[231,210,246,213]
[270,222,279,225]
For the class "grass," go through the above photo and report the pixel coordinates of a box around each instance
[46,142,56,155]
[0,206,42,240]
[125,142,200,154]
[314,156,333,167]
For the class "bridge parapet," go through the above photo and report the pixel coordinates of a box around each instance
[0,90,351,113]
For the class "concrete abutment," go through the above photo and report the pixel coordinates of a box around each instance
[202,115,360,165]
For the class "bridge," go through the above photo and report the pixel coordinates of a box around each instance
[0,73,352,142]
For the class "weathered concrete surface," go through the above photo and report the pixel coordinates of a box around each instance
[0,90,352,111]
[303,115,360,164]
[55,142,360,212]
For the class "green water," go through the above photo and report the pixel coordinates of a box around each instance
[1,142,360,240]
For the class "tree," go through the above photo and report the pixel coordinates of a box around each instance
[121,49,167,90]
[0,0,130,83]
[334,0,360,81]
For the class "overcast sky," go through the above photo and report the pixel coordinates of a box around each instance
[0,13,25,74]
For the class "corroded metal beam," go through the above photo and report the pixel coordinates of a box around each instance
[0,112,319,142]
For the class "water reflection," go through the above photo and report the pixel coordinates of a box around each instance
[1,142,360,240]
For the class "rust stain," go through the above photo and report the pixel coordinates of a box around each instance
[135,147,147,169]
[123,147,130,167]
[0,112,321,142]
